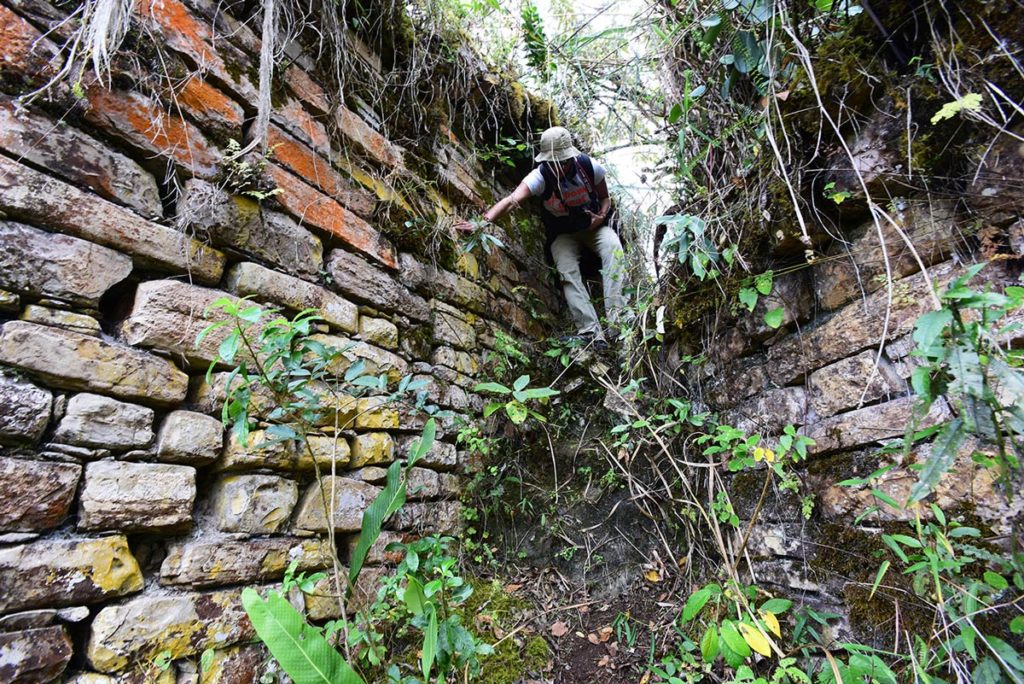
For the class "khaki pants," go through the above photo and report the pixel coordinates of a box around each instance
[550,225,626,338]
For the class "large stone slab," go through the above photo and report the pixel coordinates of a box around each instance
[293,477,381,532]
[767,261,960,386]
[0,321,188,406]
[226,262,358,333]
[0,99,162,217]
[156,410,224,465]
[431,299,477,349]
[79,461,196,532]
[160,537,332,588]
[814,201,959,311]
[54,393,154,450]
[0,626,72,682]
[326,249,430,321]
[800,395,951,455]
[20,304,102,336]
[720,387,808,435]
[311,334,410,383]
[121,280,256,369]
[807,350,906,419]
[211,474,298,534]
[0,156,224,283]
[350,432,395,467]
[0,535,143,612]
[391,501,462,533]
[0,221,134,306]
[0,371,51,444]
[86,590,254,673]
[177,180,323,276]
[0,457,80,532]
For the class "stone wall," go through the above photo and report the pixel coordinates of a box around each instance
[0,1,556,679]
[678,129,1024,642]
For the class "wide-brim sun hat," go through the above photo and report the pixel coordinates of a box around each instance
[534,126,582,162]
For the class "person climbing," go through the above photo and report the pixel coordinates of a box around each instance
[457,126,626,348]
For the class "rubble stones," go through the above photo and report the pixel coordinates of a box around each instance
[293,477,381,532]
[0,535,143,612]
[0,457,81,532]
[0,221,134,306]
[211,474,298,534]
[0,626,73,682]
[86,590,253,673]
[0,321,189,406]
[78,461,196,532]
[54,393,154,450]
[0,371,51,444]
[156,410,224,465]
[160,537,332,588]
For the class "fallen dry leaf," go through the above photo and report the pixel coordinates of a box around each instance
[505,584,523,592]
[640,672,651,684]
[644,569,661,583]
[597,655,611,668]
[598,626,613,642]
[550,621,569,638]
[587,633,600,645]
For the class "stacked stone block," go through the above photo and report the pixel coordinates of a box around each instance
[0,0,554,677]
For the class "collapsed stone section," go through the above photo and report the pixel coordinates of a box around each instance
[0,0,556,677]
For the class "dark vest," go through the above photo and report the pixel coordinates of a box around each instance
[537,155,600,236]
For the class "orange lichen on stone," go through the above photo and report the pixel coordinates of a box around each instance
[177,75,244,130]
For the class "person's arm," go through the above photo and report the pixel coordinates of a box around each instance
[455,182,534,232]
[587,179,612,230]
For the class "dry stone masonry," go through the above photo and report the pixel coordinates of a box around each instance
[0,0,555,677]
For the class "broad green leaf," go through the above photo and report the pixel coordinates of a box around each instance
[505,401,529,424]
[700,626,719,663]
[907,418,966,504]
[200,648,215,673]
[474,382,511,394]
[404,576,426,615]
[764,307,784,329]
[349,460,407,587]
[984,571,1008,591]
[974,657,1003,684]
[1010,615,1024,635]
[912,309,952,352]
[241,589,362,684]
[513,375,530,391]
[759,598,792,614]
[408,418,436,465]
[422,608,438,681]
[988,636,1024,674]
[720,620,751,659]
[681,587,712,622]
[754,270,773,295]
[738,287,758,312]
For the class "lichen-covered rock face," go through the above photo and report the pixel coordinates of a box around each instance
[54,393,155,450]
[0,457,81,532]
[0,221,134,306]
[0,535,143,612]
[78,461,196,533]
[210,474,298,534]
[0,625,74,682]
[0,371,51,444]
[86,590,253,673]
[160,537,332,588]
[225,262,358,333]
[156,410,224,465]
[0,321,189,406]
[293,477,381,532]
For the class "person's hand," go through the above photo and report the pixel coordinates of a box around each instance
[453,218,479,233]
[585,209,605,231]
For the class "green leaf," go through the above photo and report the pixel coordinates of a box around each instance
[930,92,983,124]
[682,587,712,622]
[720,620,751,659]
[1010,615,1024,635]
[422,608,438,681]
[474,382,511,395]
[404,576,426,615]
[988,636,1024,674]
[408,418,436,465]
[984,571,1008,591]
[700,626,719,663]
[869,561,890,600]
[505,401,529,424]
[907,418,965,504]
[754,270,773,295]
[912,309,953,352]
[738,287,758,312]
[241,589,362,684]
[764,307,784,329]
[758,598,793,614]
[200,648,215,673]
[349,460,408,588]
[974,657,1003,684]
[513,375,530,391]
